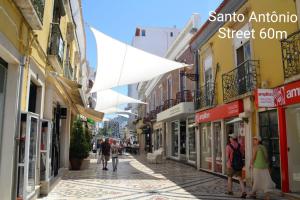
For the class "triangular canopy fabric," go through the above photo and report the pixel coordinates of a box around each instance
[95,89,146,111]
[90,27,188,92]
[98,107,126,114]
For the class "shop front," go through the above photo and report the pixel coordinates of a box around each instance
[153,122,163,151]
[196,100,246,176]
[256,80,300,193]
[157,102,195,165]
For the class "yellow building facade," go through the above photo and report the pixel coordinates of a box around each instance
[191,0,299,193]
[0,0,90,199]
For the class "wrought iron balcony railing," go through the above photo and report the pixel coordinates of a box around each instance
[156,105,164,113]
[31,0,45,22]
[149,110,157,120]
[48,23,65,65]
[222,60,260,102]
[176,90,193,104]
[163,99,177,110]
[194,82,216,110]
[281,30,300,79]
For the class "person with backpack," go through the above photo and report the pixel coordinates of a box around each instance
[225,133,246,198]
[248,135,275,200]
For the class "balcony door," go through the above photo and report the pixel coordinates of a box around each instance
[203,50,213,106]
[236,41,251,95]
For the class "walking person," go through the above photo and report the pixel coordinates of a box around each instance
[225,133,247,198]
[101,138,111,170]
[97,139,103,164]
[248,136,275,200]
[111,140,119,172]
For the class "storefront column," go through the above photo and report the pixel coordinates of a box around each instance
[211,123,215,172]
[278,107,289,192]
[221,120,226,174]
[196,126,200,170]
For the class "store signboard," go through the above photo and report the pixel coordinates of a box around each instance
[195,100,243,123]
[255,80,300,107]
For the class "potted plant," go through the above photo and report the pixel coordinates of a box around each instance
[69,119,89,170]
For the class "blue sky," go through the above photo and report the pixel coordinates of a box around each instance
[82,0,223,118]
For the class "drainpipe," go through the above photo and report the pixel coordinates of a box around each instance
[11,55,26,200]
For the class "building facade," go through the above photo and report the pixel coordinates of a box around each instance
[0,0,95,199]
[131,26,181,152]
[144,14,200,165]
[190,0,299,194]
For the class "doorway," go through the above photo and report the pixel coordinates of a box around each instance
[286,105,300,192]
[0,58,7,147]
[259,110,281,189]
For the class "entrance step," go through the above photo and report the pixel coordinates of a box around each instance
[284,193,300,200]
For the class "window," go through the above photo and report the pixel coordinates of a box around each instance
[203,51,214,105]
[28,81,38,113]
[0,58,7,149]
[141,29,146,36]
[160,86,163,105]
[170,32,173,37]
[167,78,172,100]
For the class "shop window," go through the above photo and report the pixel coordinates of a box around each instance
[171,121,179,157]
[213,122,222,173]
[200,123,212,170]
[0,58,7,152]
[188,118,196,162]
[180,121,186,155]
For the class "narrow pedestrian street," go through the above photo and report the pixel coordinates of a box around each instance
[39,154,286,200]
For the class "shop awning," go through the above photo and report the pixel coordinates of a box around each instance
[226,117,243,124]
[76,104,104,122]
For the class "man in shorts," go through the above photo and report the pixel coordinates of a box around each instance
[101,138,111,170]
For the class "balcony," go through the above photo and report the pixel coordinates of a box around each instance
[222,60,260,103]
[149,110,157,120]
[194,82,216,110]
[156,105,164,114]
[14,0,45,29]
[176,90,193,104]
[48,23,65,74]
[281,30,300,81]
[163,99,177,110]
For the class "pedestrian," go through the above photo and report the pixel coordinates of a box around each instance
[225,133,247,198]
[111,140,119,172]
[248,135,275,200]
[92,142,97,158]
[97,139,103,164]
[101,138,111,170]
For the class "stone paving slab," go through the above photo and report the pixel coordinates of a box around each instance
[39,154,287,200]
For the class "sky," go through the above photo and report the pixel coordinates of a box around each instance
[81,0,223,118]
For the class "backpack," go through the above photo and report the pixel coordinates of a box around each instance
[229,143,244,171]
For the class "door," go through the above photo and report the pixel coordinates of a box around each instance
[180,121,186,160]
[0,58,7,145]
[259,110,281,189]
[236,41,251,95]
[200,123,212,170]
[286,106,300,192]
[213,122,222,173]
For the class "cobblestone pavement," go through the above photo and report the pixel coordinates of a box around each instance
[39,154,286,200]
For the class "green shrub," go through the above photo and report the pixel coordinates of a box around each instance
[69,119,89,159]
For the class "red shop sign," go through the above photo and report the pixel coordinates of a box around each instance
[195,100,243,123]
[255,80,300,108]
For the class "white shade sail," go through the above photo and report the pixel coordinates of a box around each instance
[90,27,189,92]
[98,107,126,114]
[95,89,146,111]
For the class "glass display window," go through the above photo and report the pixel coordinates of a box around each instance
[188,118,196,162]
[213,122,222,173]
[200,123,212,170]
[17,112,39,199]
[40,120,52,182]
[171,121,179,157]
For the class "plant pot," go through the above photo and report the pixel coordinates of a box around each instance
[70,158,83,170]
